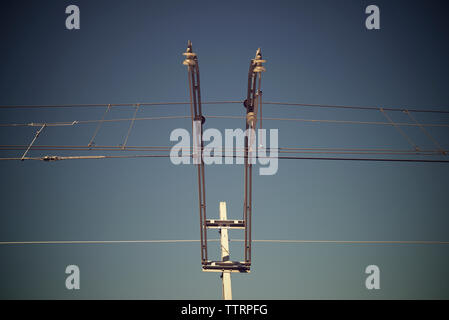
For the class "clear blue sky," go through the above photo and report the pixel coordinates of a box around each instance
[0,0,448,299]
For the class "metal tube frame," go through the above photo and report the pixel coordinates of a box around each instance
[184,41,208,264]
[243,49,265,265]
[183,42,265,270]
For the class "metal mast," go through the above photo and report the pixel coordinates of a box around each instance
[183,41,208,264]
[243,48,266,265]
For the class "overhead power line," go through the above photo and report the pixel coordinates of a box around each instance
[0,100,448,114]
[0,101,242,109]
[0,154,173,161]
[208,115,449,128]
[0,145,447,156]
[263,101,449,114]
[0,240,210,245]
[1,239,448,245]
[1,154,448,163]
[1,115,449,128]
[0,115,191,127]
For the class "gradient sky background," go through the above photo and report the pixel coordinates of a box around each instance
[0,0,448,299]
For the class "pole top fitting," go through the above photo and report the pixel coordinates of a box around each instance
[183,40,197,66]
[252,48,266,73]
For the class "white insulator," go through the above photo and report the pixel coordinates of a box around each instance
[246,112,256,127]
[253,65,266,73]
[182,52,196,58]
[183,59,196,66]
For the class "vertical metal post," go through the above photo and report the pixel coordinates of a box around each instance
[243,48,266,264]
[183,41,208,264]
[219,202,232,300]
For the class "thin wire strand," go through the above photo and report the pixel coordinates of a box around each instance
[1,145,448,156]
[263,101,449,114]
[0,101,243,109]
[257,116,449,128]
[380,108,420,151]
[0,115,191,127]
[0,155,173,161]
[0,240,210,245]
[3,154,449,163]
[20,124,46,161]
[87,104,111,147]
[405,110,447,155]
[122,104,140,149]
[249,240,449,245]
[1,144,447,153]
[0,239,448,245]
[0,100,448,114]
[2,115,449,128]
